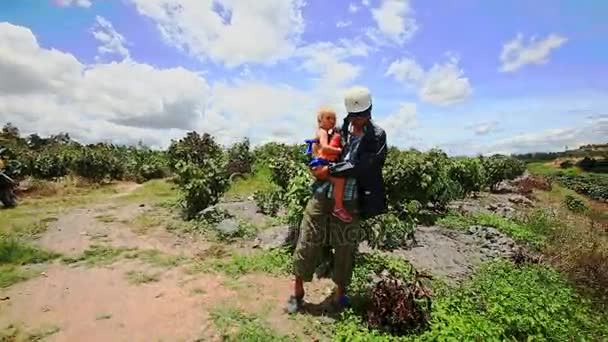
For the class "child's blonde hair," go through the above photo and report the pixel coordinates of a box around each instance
[316,106,336,126]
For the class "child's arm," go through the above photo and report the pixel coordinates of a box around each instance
[318,129,341,154]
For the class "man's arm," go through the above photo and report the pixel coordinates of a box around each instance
[328,126,387,178]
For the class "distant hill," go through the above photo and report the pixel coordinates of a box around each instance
[513,143,608,162]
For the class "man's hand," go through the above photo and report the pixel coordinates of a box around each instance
[311,165,329,180]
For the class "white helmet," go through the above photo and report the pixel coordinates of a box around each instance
[344,86,372,114]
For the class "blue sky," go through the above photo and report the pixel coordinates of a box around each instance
[0,0,606,155]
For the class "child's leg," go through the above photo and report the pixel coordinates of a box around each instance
[330,176,352,223]
[331,176,346,210]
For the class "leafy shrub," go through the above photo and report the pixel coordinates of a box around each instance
[449,157,486,197]
[252,142,307,168]
[225,138,253,176]
[253,187,283,216]
[174,158,229,220]
[31,148,70,179]
[167,131,222,170]
[482,155,526,192]
[564,194,588,213]
[72,145,124,182]
[362,202,419,250]
[383,149,461,211]
[267,157,303,191]
[123,147,169,183]
[284,164,313,227]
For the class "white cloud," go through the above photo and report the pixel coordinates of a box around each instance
[377,103,418,146]
[91,16,130,61]
[420,58,473,105]
[0,22,208,148]
[386,56,472,105]
[385,57,424,83]
[370,0,418,44]
[206,80,317,145]
[349,3,359,13]
[362,0,370,6]
[336,21,352,28]
[499,33,567,72]
[296,39,369,88]
[0,22,364,149]
[128,0,305,67]
[466,121,499,136]
[53,0,92,8]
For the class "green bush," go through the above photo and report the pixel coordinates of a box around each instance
[31,148,70,179]
[167,131,222,170]
[284,164,313,227]
[482,154,526,192]
[72,145,124,182]
[564,194,588,213]
[362,201,419,250]
[383,149,461,210]
[225,138,253,176]
[253,187,283,216]
[449,157,487,196]
[174,158,229,220]
[123,146,169,183]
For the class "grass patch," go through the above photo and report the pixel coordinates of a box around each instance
[333,260,608,341]
[129,212,165,235]
[0,238,60,265]
[210,306,293,342]
[128,249,188,268]
[94,214,116,223]
[125,270,161,285]
[61,245,135,267]
[1,323,62,342]
[191,248,292,277]
[117,179,178,205]
[437,210,554,248]
[0,238,60,288]
[0,264,37,288]
[224,166,275,200]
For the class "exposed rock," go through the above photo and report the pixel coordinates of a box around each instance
[508,195,534,207]
[253,225,291,250]
[215,219,239,236]
[494,181,518,194]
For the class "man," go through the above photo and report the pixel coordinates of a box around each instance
[288,86,387,313]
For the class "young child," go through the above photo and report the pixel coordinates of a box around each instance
[308,107,353,223]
